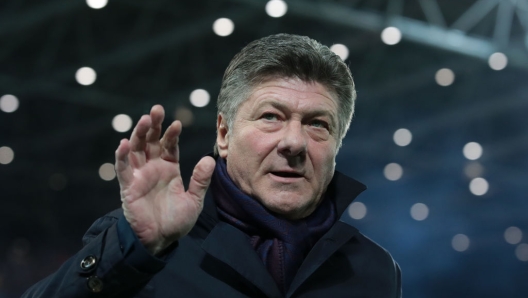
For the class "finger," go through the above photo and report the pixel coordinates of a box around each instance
[160,120,182,163]
[129,115,152,152]
[146,105,165,144]
[187,156,216,203]
[115,139,134,187]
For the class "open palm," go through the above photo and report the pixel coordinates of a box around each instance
[115,105,215,255]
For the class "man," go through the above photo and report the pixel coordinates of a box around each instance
[24,34,401,297]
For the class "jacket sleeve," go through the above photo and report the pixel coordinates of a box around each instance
[21,209,170,298]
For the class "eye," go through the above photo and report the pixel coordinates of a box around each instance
[261,113,279,121]
[309,119,329,130]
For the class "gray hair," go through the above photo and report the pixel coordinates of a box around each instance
[214,33,356,154]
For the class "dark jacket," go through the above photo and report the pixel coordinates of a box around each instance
[23,171,401,298]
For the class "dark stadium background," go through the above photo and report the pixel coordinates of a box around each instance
[1,0,527,297]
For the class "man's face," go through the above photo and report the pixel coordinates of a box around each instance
[217,77,339,220]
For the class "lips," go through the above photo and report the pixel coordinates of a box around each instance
[270,171,304,178]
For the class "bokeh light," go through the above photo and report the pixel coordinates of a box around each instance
[488,52,508,71]
[265,0,287,18]
[213,18,234,36]
[452,234,470,252]
[435,68,455,86]
[410,203,429,221]
[0,94,19,113]
[86,0,108,9]
[381,27,402,45]
[190,89,210,107]
[469,177,489,196]
[112,114,133,133]
[10,238,30,258]
[75,67,97,86]
[504,227,523,245]
[330,44,349,60]
[516,243,528,261]
[463,142,483,160]
[384,163,403,181]
[393,128,412,146]
[348,202,367,220]
[174,107,194,127]
[464,162,484,178]
[0,146,14,165]
[99,163,116,181]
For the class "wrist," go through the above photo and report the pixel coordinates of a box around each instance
[143,238,178,256]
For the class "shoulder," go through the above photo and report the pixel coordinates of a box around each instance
[345,226,401,282]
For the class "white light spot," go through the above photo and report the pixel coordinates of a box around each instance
[384,163,403,181]
[452,234,470,252]
[213,18,234,37]
[86,0,107,9]
[75,67,97,86]
[381,27,402,45]
[112,114,133,133]
[393,128,412,146]
[516,243,528,261]
[504,227,523,245]
[99,163,116,181]
[0,94,19,113]
[330,44,349,60]
[190,89,210,107]
[488,52,508,71]
[410,203,429,221]
[464,162,484,178]
[0,146,14,165]
[265,0,287,18]
[348,202,367,220]
[174,107,194,127]
[469,177,489,196]
[463,142,483,160]
[435,68,455,86]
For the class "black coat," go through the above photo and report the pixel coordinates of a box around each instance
[23,171,401,297]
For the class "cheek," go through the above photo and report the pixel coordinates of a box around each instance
[310,143,337,176]
[236,129,278,157]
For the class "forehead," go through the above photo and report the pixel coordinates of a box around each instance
[241,78,338,111]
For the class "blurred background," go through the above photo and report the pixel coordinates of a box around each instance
[1,0,527,297]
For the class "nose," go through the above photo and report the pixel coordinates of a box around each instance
[277,120,307,158]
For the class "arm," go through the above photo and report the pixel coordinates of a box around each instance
[23,105,215,296]
[22,211,164,297]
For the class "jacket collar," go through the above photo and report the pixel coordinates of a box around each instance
[326,170,367,218]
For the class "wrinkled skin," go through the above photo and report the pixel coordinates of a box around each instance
[115,105,215,255]
[217,78,339,220]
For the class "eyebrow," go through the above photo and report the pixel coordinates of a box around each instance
[256,99,338,127]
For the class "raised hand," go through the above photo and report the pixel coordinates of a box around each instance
[115,105,216,255]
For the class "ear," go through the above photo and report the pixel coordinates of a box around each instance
[216,113,229,158]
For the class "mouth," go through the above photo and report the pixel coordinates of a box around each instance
[270,171,303,178]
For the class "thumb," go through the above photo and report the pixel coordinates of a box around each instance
[187,156,216,202]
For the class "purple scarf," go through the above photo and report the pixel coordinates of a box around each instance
[211,158,336,293]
